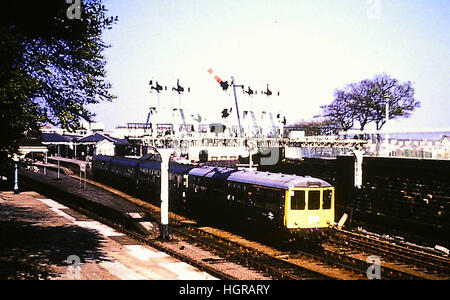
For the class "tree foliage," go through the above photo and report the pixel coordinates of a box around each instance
[0,0,117,154]
[318,74,420,133]
[289,120,339,136]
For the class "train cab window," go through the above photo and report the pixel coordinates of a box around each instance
[291,190,305,210]
[323,190,332,209]
[308,191,321,210]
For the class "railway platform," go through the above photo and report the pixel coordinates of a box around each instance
[6,165,269,280]
[0,191,217,280]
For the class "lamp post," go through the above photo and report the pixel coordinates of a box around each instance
[56,144,62,180]
[385,100,390,156]
[13,155,19,194]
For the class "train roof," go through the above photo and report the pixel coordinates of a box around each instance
[93,155,113,162]
[228,170,332,189]
[188,166,236,179]
[110,156,139,167]
[188,166,332,189]
[93,155,194,173]
[138,159,194,174]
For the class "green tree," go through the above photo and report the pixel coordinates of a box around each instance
[0,0,117,155]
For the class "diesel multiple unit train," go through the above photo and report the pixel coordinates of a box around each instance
[92,155,335,240]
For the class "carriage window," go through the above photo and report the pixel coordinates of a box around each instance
[323,190,332,209]
[140,168,148,177]
[291,190,305,210]
[308,191,321,210]
[266,190,280,211]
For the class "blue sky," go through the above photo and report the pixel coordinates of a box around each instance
[91,0,450,131]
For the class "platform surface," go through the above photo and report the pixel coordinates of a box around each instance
[0,191,217,280]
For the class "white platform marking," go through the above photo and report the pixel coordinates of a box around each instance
[36,198,123,237]
[100,260,146,280]
[74,221,123,237]
[35,196,216,280]
[125,245,169,260]
[139,221,154,231]
[127,212,142,219]
[36,198,67,210]
[36,198,76,222]
[160,262,218,280]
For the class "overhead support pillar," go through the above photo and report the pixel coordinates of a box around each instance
[157,148,175,240]
[353,146,364,189]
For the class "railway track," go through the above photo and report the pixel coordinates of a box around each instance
[20,173,236,280]
[22,170,337,280]
[21,168,450,280]
[170,224,333,280]
[65,172,450,280]
[338,230,450,271]
[321,229,450,280]
[77,178,336,279]
[77,174,374,279]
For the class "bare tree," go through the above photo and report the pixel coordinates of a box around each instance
[318,74,420,134]
[368,74,420,130]
[319,89,355,132]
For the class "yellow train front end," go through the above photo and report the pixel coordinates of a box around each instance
[284,187,335,233]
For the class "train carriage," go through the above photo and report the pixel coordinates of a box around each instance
[91,155,112,180]
[136,159,161,195]
[187,166,234,214]
[92,155,335,243]
[133,158,194,208]
[186,166,335,238]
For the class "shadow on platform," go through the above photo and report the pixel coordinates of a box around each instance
[0,202,110,280]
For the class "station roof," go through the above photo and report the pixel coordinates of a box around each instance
[41,133,73,144]
[77,133,130,146]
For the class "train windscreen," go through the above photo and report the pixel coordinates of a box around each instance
[308,190,321,210]
[323,190,332,209]
[291,190,305,210]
